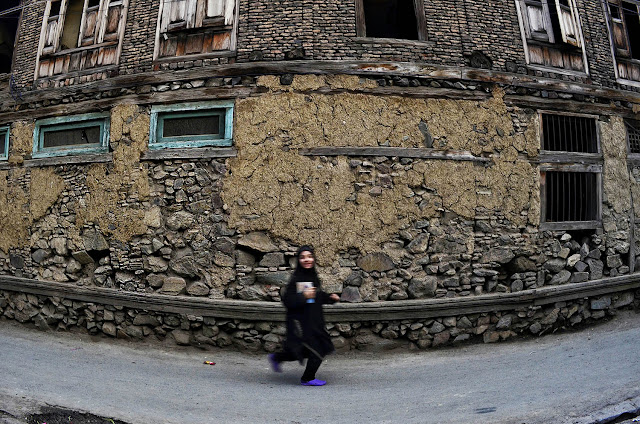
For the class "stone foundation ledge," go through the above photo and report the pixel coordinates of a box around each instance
[0,274,639,352]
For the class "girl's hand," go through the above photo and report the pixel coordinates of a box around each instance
[329,294,340,302]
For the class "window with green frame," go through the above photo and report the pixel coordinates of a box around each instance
[149,101,234,149]
[33,112,110,158]
[0,126,9,161]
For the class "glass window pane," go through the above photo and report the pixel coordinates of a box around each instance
[43,125,101,148]
[0,132,6,156]
[162,114,222,138]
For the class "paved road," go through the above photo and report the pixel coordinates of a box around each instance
[1,311,640,424]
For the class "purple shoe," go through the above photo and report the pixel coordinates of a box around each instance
[268,354,282,373]
[300,379,326,386]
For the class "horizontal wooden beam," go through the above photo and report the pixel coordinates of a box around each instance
[1,273,638,322]
[299,147,491,163]
[141,147,237,161]
[3,61,640,114]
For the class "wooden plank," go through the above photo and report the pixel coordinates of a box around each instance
[141,146,237,160]
[14,61,640,110]
[202,32,214,53]
[538,163,602,172]
[299,147,491,163]
[528,45,544,65]
[537,151,603,165]
[185,33,204,55]
[161,37,178,57]
[175,34,186,56]
[212,31,230,50]
[550,49,564,68]
[102,46,117,65]
[22,152,113,168]
[539,220,601,231]
[1,273,639,322]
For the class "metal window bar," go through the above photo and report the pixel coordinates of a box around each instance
[542,114,597,153]
[546,171,597,222]
[626,119,640,154]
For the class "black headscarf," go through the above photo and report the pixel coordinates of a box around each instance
[292,245,319,285]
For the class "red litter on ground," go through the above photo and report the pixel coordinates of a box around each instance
[203,361,216,366]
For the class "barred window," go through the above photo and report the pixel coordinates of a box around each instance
[539,112,601,229]
[544,171,599,222]
[626,119,640,155]
[541,113,598,152]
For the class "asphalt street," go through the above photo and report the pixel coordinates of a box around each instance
[1,311,640,424]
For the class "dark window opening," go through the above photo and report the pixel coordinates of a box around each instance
[60,0,84,50]
[545,171,598,222]
[42,125,101,148]
[162,114,223,139]
[547,0,564,45]
[542,114,598,153]
[0,0,21,74]
[626,119,640,154]
[623,1,640,59]
[362,0,419,40]
[49,0,62,17]
[0,129,7,157]
[610,2,622,20]
[88,0,100,7]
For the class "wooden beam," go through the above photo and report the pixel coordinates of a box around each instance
[141,147,237,161]
[1,273,638,322]
[4,61,640,112]
[299,147,491,163]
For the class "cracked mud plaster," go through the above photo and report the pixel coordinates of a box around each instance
[601,117,634,215]
[0,149,65,253]
[76,104,150,241]
[225,83,539,263]
[8,121,35,165]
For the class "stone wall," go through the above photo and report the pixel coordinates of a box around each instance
[0,75,639,303]
[1,287,637,352]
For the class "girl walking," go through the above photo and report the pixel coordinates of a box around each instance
[268,245,340,386]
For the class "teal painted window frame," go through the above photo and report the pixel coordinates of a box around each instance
[149,101,234,149]
[33,112,110,158]
[0,126,9,161]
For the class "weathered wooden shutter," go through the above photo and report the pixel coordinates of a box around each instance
[160,0,190,32]
[223,0,235,26]
[522,0,555,43]
[79,0,100,46]
[101,0,124,41]
[43,0,67,53]
[608,0,632,57]
[555,0,581,47]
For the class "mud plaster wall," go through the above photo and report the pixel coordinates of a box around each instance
[76,104,151,242]
[0,105,150,254]
[224,75,540,263]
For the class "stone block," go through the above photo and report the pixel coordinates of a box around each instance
[408,276,437,298]
[259,252,285,267]
[570,272,589,283]
[237,232,277,252]
[161,277,186,295]
[357,253,395,272]
[590,296,611,310]
[341,286,362,303]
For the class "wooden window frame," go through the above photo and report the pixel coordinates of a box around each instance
[355,0,428,42]
[37,0,127,55]
[153,0,238,60]
[0,126,9,161]
[33,112,110,158]
[514,0,589,74]
[149,101,234,150]
[538,111,603,231]
[626,118,640,162]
